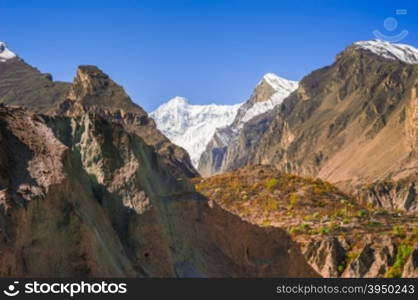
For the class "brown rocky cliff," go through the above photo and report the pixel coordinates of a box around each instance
[0,105,318,277]
[52,65,198,179]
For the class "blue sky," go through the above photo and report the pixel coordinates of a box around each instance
[1,0,417,111]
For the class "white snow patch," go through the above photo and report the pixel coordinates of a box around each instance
[354,40,418,64]
[241,76,298,125]
[0,42,16,62]
[262,73,298,92]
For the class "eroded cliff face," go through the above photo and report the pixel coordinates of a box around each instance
[53,65,198,179]
[0,105,318,277]
[358,177,417,213]
[0,106,136,276]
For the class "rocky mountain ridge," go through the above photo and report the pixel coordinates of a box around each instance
[214,40,418,214]
[198,73,298,176]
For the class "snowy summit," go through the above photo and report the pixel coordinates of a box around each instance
[150,97,242,167]
[241,73,298,124]
[0,42,16,62]
[354,40,418,65]
[262,73,299,93]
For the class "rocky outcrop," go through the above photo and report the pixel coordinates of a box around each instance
[52,65,198,179]
[297,235,416,278]
[0,105,318,277]
[358,177,418,213]
[402,247,418,277]
[341,237,397,278]
[302,237,347,277]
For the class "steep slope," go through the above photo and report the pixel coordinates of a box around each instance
[220,40,418,211]
[150,97,242,167]
[0,105,318,277]
[198,73,298,176]
[52,65,198,178]
[0,42,70,112]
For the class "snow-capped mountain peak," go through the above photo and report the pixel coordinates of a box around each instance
[197,73,298,175]
[240,73,298,124]
[151,74,297,171]
[150,97,242,167]
[354,40,418,64]
[165,96,189,107]
[262,73,298,93]
[0,42,16,62]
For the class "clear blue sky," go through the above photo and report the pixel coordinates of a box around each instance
[1,0,417,111]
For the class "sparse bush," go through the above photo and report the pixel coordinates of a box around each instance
[300,223,310,232]
[335,208,349,218]
[356,209,368,218]
[265,178,279,189]
[265,198,278,212]
[261,219,271,227]
[229,179,240,190]
[337,264,345,275]
[316,225,331,235]
[391,225,406,237]
[288,193,298,209]
[385,243,412,278]
[288,223,310,235]
[312,212,320,219]
[343,217,351,224]
[346,251,358,262]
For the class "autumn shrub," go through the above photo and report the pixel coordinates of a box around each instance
[265,178,279,189]
[288,193,298,209]
[385,243,412,278]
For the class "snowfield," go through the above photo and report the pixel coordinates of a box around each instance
[150,97,242,167]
